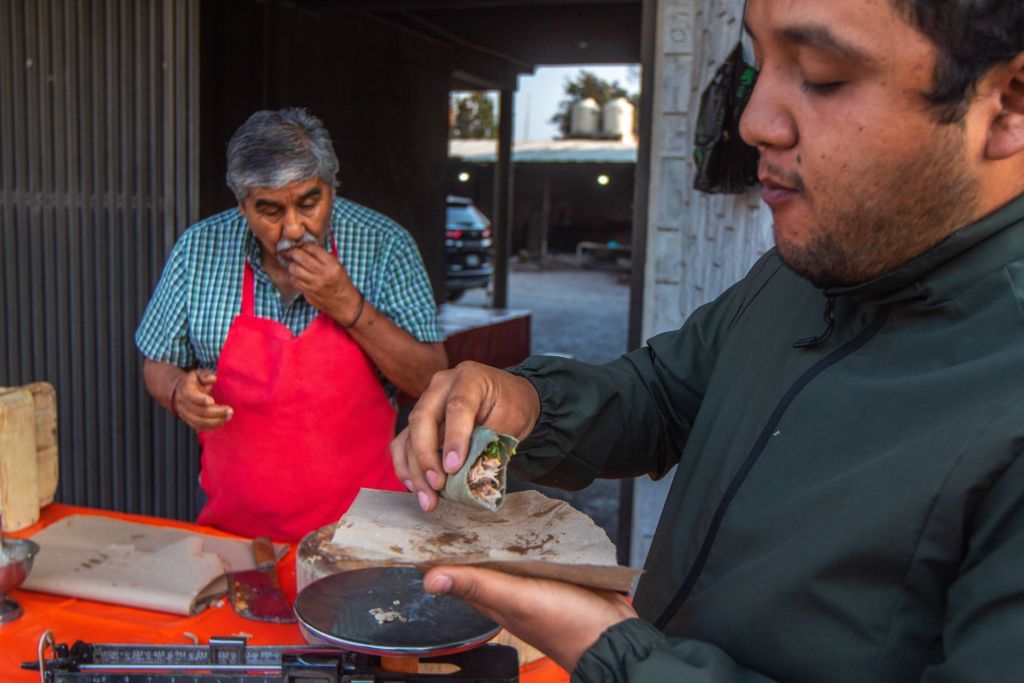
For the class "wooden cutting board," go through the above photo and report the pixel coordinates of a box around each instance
[0,388,39,531]
[0,382,59,531]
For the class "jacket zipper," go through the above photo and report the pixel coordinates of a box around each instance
[793,296,836,349]
[652,307,890,630]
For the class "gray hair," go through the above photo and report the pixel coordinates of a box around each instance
[225,108,339,200]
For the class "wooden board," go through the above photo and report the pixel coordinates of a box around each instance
[0,382,58,506]
[0,389,40,531]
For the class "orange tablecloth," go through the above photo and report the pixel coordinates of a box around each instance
[1,504,567,682]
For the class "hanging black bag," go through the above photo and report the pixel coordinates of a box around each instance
[692,43,759,194]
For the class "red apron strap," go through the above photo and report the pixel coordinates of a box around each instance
[242,261,256,316]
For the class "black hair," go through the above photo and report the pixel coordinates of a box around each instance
[894,1,1024,123]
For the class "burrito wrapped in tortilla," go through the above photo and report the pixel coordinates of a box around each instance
[440,427,518,512]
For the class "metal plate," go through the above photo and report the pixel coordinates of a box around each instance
[295,567,500,657]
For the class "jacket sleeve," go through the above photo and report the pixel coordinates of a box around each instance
[572,619,778,683]
[509,252,783,490]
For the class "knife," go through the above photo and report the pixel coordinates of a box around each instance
[227,536,296,623]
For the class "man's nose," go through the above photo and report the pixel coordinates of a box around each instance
[281,210,305,239]
[739,71,797,152]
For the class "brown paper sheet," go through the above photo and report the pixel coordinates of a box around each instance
[326,489,641,594]
[22,515,286,615]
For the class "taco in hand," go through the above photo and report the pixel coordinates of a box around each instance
[440,427,518,512]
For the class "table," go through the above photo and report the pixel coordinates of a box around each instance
[439,304,531,370]
[1,504,567,682]
[398,304,532,406]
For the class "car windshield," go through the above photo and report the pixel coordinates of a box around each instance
[447,205,489,231]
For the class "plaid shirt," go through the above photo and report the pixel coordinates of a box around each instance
[135,197,445,377]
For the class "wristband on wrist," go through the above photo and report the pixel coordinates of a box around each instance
[341,292,365,329]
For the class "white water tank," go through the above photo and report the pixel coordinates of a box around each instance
[570,98,601,136]
[602,97,634,141]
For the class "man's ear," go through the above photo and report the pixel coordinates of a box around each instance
[237,194,252,219]
[986,52,1024,161]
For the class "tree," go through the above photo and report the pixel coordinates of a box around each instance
[450,92,498,139]
[549,70,639,139]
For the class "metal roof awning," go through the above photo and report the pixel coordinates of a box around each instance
[449,138,638,164]
[303,1,642,90]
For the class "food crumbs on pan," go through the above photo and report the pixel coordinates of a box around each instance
[369,607,408,624]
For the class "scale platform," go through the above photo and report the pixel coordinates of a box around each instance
[295,567,501,657]
[23,634,520,682]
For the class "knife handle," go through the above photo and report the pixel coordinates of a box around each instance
[252,535,277,572]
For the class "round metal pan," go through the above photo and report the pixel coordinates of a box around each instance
[295,566,500,657]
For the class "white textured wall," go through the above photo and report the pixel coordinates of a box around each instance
[630,0,775,569]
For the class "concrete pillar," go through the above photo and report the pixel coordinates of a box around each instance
[630,0,774,568]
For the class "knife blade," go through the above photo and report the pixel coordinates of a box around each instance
[228,535,296,623]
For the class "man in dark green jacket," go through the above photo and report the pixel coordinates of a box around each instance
[392,0,1024,680]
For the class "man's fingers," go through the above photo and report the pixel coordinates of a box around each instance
[394,362,535,513]
[192,417,229,431]
[178,401,232,431]
[288,243,333,273]
[397,363,508,510]
[406,372,452,474]
[284,245,315,267]
[422,566,638,673]
[180,383,216,407]
[287,258,318,281]
[189,415,231,431]
[391,429,431,506]
[183,402,232,420]
[195,369,217,386]
[441,383,486,475]
[297,241,331,263]
[391,429,413,486]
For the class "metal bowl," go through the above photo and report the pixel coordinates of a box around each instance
[0,537,40,623]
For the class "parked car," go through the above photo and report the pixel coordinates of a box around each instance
[444,195,493,301]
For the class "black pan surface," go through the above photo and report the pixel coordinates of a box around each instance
[295,566,501,656]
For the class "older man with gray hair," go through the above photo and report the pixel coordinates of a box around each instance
[136,108,447,541]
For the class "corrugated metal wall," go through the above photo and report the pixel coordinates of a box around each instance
[0,0,201,519]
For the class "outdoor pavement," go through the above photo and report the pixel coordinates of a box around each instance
[459,256,629,551]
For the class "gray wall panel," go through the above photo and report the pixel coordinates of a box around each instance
[0,0,201,520]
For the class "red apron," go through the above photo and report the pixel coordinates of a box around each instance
[196,256,403,541]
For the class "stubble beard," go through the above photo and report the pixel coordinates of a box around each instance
[775,125,980,289]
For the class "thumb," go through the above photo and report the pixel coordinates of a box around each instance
[422,566,508,620]
[423,566,467,598]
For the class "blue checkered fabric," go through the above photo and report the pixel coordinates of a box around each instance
[135,197,445,373]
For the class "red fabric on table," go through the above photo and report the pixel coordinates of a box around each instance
[1,504,567,683]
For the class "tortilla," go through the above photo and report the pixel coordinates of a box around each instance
[440,427,517,512]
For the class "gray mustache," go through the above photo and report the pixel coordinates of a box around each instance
[276,232,319,253]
